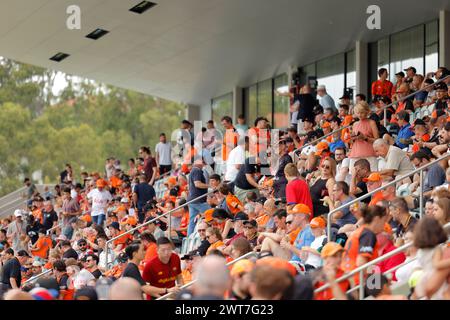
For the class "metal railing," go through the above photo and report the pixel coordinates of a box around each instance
[315,222,450,300]
[46,223,64,235]
[22,269,53,286]
[292,74,450,156]
[157,251,258,300]
[104,189,216,270]
[326,152,450,237]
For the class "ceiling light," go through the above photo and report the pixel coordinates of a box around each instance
[129,1,157,14]
[86,28,109,40]
[49,52,70,62]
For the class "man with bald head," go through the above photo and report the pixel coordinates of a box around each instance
[110,277,143,300]
[192,255,230,299]
[261,198,278,232]
[373,138,414,178]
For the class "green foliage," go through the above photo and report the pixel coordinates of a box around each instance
[0,57,185,196]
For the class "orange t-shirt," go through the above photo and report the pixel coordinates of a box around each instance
[32,236,53,259]
[206,241,224,255]
[32,209,43,224]
[144,242,158,263]
[248,127,271,157]
[225,194,243,215]
[222,127,239,161]
[110,176,123,189]
[113,231,133,247]
[315,268,350,300]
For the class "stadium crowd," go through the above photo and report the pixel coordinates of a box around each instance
[0,66,449,301]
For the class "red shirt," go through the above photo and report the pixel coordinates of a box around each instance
[376,241,406,281]
[285,178,313,214]
[371,80,394,99]
[142,253,181,289]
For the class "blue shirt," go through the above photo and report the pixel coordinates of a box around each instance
[329,139,346,153]
[291,225,315,262]
[395,123,414,149]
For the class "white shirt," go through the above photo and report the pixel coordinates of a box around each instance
[87,189,112,216]
[336,158,351,185]
[155,142,172,165]
[305,235,326,268]
[99,249,116,269]
[225,145,245,182]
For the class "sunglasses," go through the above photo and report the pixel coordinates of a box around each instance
[198,229,206,232]
[244,226,255,229]
[85,259,93,262]
[286,221,293,225]
[322,165,330,169]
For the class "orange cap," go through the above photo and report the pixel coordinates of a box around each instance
[80,215,92,223]
[114,205,126,214]
[363,172,382,183]
[230,259,254,277]
[256,257,297,276]
[263,178,274,188]
[125,216,138,226]
[96,179,107,188]
[321,242,344,258]
[310,217,326,229]
[165,176,177,186]
[321,121,331,129]
[203,208,215,223]
[315,141,329,156]
[288,203,311,216]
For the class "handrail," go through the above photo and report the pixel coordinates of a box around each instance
[104,188,216,270]
[327,152,450,237]
[46,222,63,235]
[292,74,450,156]
[22,269,53,286]
[316,222,450,300]
[156,251,258,300]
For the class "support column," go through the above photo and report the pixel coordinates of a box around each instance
[439,10,450,68]
[186,104,200,122]
[233,87,243,123]
[355,40,368,97]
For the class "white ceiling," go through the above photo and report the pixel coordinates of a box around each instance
[1,0,449,107]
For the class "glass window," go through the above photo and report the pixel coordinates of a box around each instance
[257,79,273,125]
[377,37,390,71]
[425,20,438,74]
[245,84,257,127]
[211,93,232,126]
[390,25,424,81]
[317,53,345,102]
[346,49,356,90]
[274,74,289,128]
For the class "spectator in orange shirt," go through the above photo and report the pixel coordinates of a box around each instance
[371,68,394,100]
[248,117,271,158]
[221,116,239,162]
[30,228,52,260]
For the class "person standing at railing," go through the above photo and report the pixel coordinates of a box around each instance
[132,174,156,224]
[61,187,80,240]
[41,201,58,234]
[347,102,379,171]
[187,157,210,236]
[86,179,112,227]
[155,133,173,176]
[371,68,394,101]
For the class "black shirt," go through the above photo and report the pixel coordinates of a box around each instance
[122,262,145,286]
[296,93,316,121]
[133,183,156,209]
[26,222,42,244]
[355,181,370,204]
[91,269,103,279]
[234,157,261,190]
[1,257,21,288]
[195,239,211,257]
[42,209,58,231]
[62,248,79,260]
[187,166,207,203]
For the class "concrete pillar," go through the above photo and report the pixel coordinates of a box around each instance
[355,40,368,96]
[186,104,200,122]
[233,87,242,123]
[439,10,450,68]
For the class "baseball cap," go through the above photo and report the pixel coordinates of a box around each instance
[164,176,177,186]
[339,93,350,100]
[243,220,257,228]
[32,260,43,267]
[230,259,254,277]
[203,208,215,223]
[310,217,326,229]
[125,216,138,226]
[287,203,311,216]
[116,252,128,263]
[412,118,426,128]
[233,212,249,222]
[120,197,129,204]
[363,172,382,183]
[314,141,329,156]
[434,82,448,91]
[79,215,92,223]
[181,252,200,260]
[321,242,344,258]
[256,257,297,277]
[77,238,87,246]
[14,209,23,217]
[56,234,67,241]
[321,121,331,129]
[395,71,405,77]
[30,287,58,300]
[317,85,326,90]
[403,66,416,73]
[108,222,120,230]
[96,179,107,188]
[17,250,31,257]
